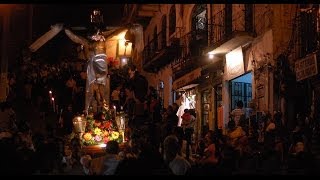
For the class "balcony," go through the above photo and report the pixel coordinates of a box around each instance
[206,6,255,55]
[171,30,208,81]
[288,7,320,62]
[143,30,181,73]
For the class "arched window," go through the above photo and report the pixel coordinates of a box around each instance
[169,5,176,36]
[190,4,208,56]
[191,4,207,32]
[161,15,167,48]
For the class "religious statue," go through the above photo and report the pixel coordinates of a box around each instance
[28,9,145,115]
[64,28,108,114]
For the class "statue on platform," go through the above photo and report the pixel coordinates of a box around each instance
[29,9,144,115]
[64,28,108,114]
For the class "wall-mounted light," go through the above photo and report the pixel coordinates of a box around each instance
[208,53,215,59]
[120,57,128,67]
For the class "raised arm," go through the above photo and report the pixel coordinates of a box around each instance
[29,23,64,52]
[65,28,90,47]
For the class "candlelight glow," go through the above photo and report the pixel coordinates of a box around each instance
[49,91,52,94]
[51,97,54,101]
[99,143,106,148]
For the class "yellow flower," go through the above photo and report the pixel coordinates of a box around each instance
[83,133,92,141]
[111,131,119,139]
[94,128,102,136]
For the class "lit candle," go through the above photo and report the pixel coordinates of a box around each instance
[122,131,125,143]
[49,91,52,104]
[113,105,116,114]
[52,97,55,112]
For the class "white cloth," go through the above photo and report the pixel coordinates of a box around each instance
[176,103,186,127]
[176,94,191,126]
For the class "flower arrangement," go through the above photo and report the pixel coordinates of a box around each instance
[82,104,123,146]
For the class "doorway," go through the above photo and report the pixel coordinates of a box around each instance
[229,72,252,111]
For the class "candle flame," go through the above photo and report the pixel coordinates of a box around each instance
[51,97,54,101]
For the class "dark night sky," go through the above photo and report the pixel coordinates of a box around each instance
[31,4,124,62]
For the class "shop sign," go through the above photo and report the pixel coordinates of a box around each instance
[295,53,318,81]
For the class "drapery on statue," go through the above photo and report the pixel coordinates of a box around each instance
[64,27,109,114]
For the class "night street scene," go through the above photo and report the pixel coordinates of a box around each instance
[1,4,320,175]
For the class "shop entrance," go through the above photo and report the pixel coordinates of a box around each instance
[229,72,252,110]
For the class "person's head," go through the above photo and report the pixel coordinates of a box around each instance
[128,64,137,79]
[167,105,173,114]
[236,101,244,108]
[172,103,179,111]
[204,130,215,146]
[163,135,180,162]
[67,104,72,111]
[106,140,119,154]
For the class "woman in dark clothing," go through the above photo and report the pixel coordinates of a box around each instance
[61,104,74,136]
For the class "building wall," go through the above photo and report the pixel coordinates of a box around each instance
[0,4,33,102]
[271,4,298,60]
[130,4,301,135]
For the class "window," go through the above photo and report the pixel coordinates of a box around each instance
[161,15,167,49]
[169,5,176,36]
[190,4,208,56]
[191,4,207,32]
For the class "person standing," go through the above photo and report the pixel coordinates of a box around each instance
[111,86,121,110]
[181,109,196,160]
[230,100,245,127]
[127,64,148,125]
[60,104,74,137]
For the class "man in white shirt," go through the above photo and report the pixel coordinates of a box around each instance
[230,100,245,127]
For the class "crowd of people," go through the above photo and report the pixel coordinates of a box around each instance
[0,56,319,175]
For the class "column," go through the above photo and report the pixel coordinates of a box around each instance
[0,8,10,102]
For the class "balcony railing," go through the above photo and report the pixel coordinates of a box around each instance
[143,31,166,65]
[171,29,208,80]
[142,27,183,71]
[288,8,320,62]
[208,6,255,47]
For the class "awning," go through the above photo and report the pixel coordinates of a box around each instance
[172,67,202,90]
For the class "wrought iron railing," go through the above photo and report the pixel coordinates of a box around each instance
[143,27,183,66]
[143,30,167,65]
[208,6,255,46]
[287,7,320,62]
[171,29,208,80]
